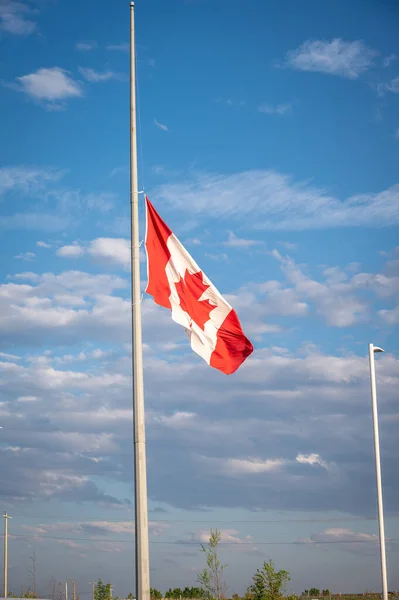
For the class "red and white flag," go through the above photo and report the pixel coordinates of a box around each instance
[145,197,253,374]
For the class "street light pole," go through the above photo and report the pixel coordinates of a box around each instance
[368,343,388,600]
[3,513,12,599]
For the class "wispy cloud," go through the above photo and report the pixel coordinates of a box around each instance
[213,97,245,107]
[223,232,261,248]
[285,39,377,79]
[0,0,38,35]
[154,169,399,230]
[300,528,388,555]
[0,212,70,231]
[383,53,396,68]
[78,67,118,83]
[106,43,129,52]
[14,251,35,261]
[277,241,297,251]
[11,67,83,108]
[36,241,51,248]
[109,166,128,178]
[0,166,65,198]
[75,41,97,51]
[154,118,169,132]
[258,103,292,116]
[223,457,287,475]
[375,76,399,97]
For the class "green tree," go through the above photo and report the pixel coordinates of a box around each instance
[322,592,330,597]
[151,589,162,600]
[197,529,227,600]
[165,589,183,599]
[309,591,320,598]
[248,560,290,600]
[94,580,111,600]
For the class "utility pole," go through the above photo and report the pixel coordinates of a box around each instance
[59,582,63,600]
[89,582,95,600]
[73,581,76,600]
[65,581,68,600]
[3,512,12,599]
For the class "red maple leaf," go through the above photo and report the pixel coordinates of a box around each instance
[175,270,216,330]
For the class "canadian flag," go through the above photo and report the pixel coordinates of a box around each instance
[145,197,253,374]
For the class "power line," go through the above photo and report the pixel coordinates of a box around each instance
[2,532,397,546]
[9,513,380,524]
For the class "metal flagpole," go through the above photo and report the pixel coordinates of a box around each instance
[130,3,150,600]
[368,343,388,600]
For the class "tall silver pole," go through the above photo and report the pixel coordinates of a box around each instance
[368,343,388,600]
[3,513,11,599]
[130,4,150,600]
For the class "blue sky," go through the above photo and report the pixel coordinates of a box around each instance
[1,0,399,596]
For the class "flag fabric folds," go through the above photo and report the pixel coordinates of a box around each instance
[145,197,253,374]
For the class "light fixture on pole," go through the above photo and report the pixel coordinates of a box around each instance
[368,343,388,600]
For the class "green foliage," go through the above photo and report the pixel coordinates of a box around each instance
[197,529,227,600]
[309,591,320,598]
[322,592,330,597]
[248,559,290,600]
[165,588,183,599]
[151,589,162,600]
[95,580,112,600]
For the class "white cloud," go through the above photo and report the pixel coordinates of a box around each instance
[0,352,20,360]
[109,166,128,178]
[17,395,39,402]
[75,41,96,51]
[224,457,287,475]
[15,67,83,105]
[37,241,51,248]
[0,166,64,198]
[223,232,261,248]
[88,238,130,267]
[258,103,292,116]
[0,212,71,231]
[78,67,118,83]
[56,238,132,268]
[0,1,37,35]
[302,528,382,554]
[56,243,84,258]
[278,241,297,251]
[376,76,399,97]
[24,520,169,537]
[378,305,399,325]
[106,43,129,52]
[273,250,368,327]
[213,97,245,107]
[197,529,252,544]
[296,453,328,469]
[383,53,396,68]
[155,412,196,428]
[154,118,169,132]
[285,39,376,79]
[154,169,399,230]
[15,251,35,261]
[57,246,81,259]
